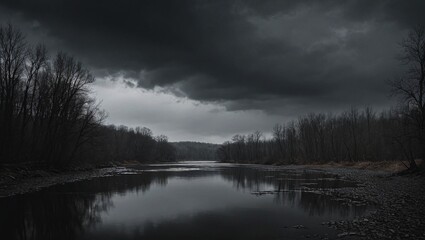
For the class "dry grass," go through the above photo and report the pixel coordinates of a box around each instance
[305,160,424,173]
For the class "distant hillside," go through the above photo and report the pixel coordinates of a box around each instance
[171,142,221,161]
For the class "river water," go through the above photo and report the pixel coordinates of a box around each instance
[0,161,372,239]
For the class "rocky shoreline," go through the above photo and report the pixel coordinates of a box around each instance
[320,168,425,240]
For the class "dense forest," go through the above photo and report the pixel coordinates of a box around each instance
[0,24,175,168]
[218,26,425,170]
[172,142,219,160]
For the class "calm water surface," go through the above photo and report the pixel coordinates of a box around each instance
[0,161,372,240]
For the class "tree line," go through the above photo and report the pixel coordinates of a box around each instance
[218,26,425,170]
[0,24,175,168]
[217,107,420,166]
[172,141,219,161]
[89,125,176,164]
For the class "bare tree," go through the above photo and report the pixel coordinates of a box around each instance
[390,25,425,169]
[0,24,106,167]
[273,124,286,161]
[217,106,416,165]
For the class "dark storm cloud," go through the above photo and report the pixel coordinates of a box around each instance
[1,0,424,112]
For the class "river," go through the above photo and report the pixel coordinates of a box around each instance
[0,161,372,239]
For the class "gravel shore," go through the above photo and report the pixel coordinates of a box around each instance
[319,167,425,240]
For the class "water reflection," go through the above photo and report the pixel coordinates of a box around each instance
[0,162,371,240]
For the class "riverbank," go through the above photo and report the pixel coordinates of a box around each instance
[0,164,130,198]
[304,160,424,173]
[0,160,180,198]
[318,166,425,239]
[224,159,423,173]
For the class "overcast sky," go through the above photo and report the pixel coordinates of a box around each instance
[1,0,424,143]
